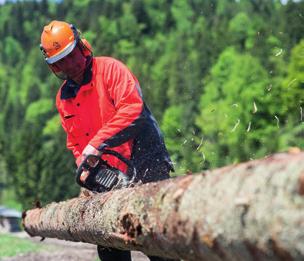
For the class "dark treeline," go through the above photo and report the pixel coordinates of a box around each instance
[0,0,303,208]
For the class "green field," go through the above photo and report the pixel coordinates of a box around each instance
[0,188,22,212]
[0,233,44,258]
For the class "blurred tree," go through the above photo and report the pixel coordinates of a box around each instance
[282,39,304,116]
[228,12,255,51]
[277,40,304,150]
[282,1,304,49]
[3,36,24,66]
[196,47,280,168]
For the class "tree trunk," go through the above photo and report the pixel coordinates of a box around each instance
[23,152,304,260]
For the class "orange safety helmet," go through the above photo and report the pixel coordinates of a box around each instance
[40,20,92,65]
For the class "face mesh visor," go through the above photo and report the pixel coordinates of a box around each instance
[48,45,87,80]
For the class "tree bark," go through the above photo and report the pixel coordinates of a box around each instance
[23,152,304,260]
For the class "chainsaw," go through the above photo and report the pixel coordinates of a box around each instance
[76,146,137,193]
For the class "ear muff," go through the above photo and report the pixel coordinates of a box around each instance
[74,28,93,57]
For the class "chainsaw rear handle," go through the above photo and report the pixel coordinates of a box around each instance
[97,143,136,178]
[102,149,135,171]
[101,149,137,183]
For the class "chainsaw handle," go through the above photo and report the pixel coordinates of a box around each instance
[76,147,137,186]
[75,154,100,188]
[97,144,134,169]
[101,149,137,180]
[97,144,136,178]
[102,149,133,168]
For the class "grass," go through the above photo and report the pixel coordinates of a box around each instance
[0,233,45,258]
[0,188,22,211]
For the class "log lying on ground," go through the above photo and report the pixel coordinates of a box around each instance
[23,152,304,260]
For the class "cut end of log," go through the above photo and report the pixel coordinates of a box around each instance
[288,147,301,154]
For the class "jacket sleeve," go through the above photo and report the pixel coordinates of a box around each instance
[89,59,145,149]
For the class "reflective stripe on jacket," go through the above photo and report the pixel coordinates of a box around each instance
[56,57,172,173]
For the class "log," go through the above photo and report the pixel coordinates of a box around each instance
[23,152,304,260]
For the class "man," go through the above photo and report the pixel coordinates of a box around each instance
[40,20,174,261]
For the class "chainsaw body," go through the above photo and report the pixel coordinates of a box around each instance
[76,148,136,193]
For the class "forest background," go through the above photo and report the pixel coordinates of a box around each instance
[0,0,303,209]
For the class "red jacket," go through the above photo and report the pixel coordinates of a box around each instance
[56,57,143,172]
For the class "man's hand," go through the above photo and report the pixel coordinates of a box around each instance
[79,144,99,183]
[82,144,99,158]
[80,170,90,183]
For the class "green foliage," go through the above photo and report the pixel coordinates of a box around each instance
[0,187,22,211]
[282,40,304,116]
[42,115,61,136]
[283,1,304,48]
[161,105,184,157]
[37,130,79,207]
[25,99,53,123]
[228,12,255,50]
[74,0,91,8]
[162,105,203,174]
[278,40,304,150]
[11,122,78,209]
[3,36,24,66]
[196,47,280,167]
[279,123,304,150]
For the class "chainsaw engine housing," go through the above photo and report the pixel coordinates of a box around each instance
[76,149,136,193]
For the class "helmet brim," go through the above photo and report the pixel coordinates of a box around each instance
[45,39,77,64]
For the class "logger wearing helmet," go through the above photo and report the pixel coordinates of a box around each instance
[40,20,92,82]
[40,21,175,261]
